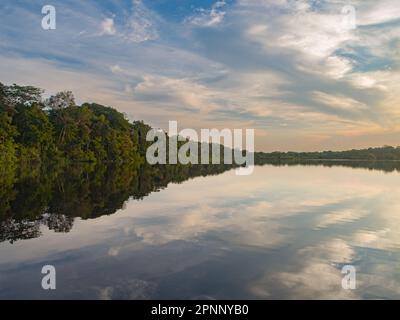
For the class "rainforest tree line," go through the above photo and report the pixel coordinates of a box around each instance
[254,146,400,163]
[0,82,152,168]
[3,80,400,170]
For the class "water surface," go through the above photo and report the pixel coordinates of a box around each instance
[1,162,400,299]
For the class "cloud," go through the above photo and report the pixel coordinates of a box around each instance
[125,0,159,43]
[185,1,227,27]
[110,64,123,74]
[98,1,160,43]
[312,91,368,111]
[357,0,400,26]
[1,0,400,151]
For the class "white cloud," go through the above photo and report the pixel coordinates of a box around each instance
[185,1,227,27]
[110,64,123,74]
[98,1,160,43]
[125,0,158,43]
[357,0,400,26]
[312,91,368,111]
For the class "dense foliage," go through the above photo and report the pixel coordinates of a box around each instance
[0,82,146,167]
[255,146,400,164]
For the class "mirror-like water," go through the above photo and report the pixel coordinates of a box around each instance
[1,162,400,299]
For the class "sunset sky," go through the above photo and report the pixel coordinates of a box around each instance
[1,0,400,151]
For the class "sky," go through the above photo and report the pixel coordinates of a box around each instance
[0,0,400,152]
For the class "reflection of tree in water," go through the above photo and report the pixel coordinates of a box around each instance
[0,163,233,244]
[0,214,74,243]
[0,219,41,244]
[43,214,74,233]
[256,159,400,173]
[4,159,396,244]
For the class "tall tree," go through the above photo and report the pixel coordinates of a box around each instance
[45,91,75,110]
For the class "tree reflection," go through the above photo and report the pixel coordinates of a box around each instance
[0,163,232,243]
[2,160,399,244]
[255,159,400,172]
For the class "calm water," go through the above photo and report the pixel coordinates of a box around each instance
[1,162,400,299]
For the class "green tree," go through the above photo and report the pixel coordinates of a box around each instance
[1,83,43,113]
[13,103,56,162]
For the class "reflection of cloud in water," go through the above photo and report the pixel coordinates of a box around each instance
[131,201,289,248]
[315,208,368,229]
[251,239,359,299]
[274,262,357,299]
[97,279,157,300]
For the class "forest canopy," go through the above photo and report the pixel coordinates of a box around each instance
[0,82,150,167]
